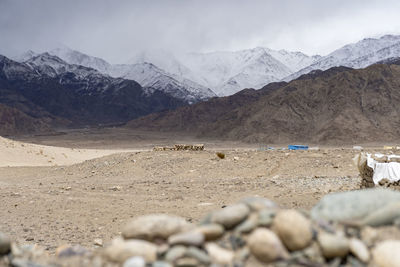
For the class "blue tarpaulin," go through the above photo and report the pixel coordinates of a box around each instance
[288,145,309,150]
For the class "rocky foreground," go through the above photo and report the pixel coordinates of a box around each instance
[2,188,400,267]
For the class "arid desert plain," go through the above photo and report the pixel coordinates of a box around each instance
[1,127,385,253]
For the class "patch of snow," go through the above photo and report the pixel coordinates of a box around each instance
[285,35,400,81]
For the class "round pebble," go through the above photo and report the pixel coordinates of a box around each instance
[211,203,250,229]
[317,232,349,259]
[248,228,289,263]
[56,244,88,257]
[123,256,145,267]
[349,238,370,263]
[273,210,313,251]
[372,240,400,267]
[122,214,193,241]
[240,196,278,211]
[185,246,210,264]
[195,224,224,241]
[175,257,198,267]
[168,231,204,246]
[258,209,276,227]
[153,261,173,267]
[103,238,157,263]
[235,213,259,233]
[205,243,234,265]
[165,246,187,263]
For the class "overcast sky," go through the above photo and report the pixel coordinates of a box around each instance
[1,0,400,63]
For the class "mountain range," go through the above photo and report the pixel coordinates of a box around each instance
[285,34,400,81]
[3,34,400,141]
[16,34,400,98]
[133,34,400,96]
[0,53,186,135]
[129,61,400,144]
[22,48,216,104]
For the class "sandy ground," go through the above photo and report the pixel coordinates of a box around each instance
[0,128,390,253]
[0,136,136,167]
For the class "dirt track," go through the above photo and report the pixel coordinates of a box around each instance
[0,130,366,252]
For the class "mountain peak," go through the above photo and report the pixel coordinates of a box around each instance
[13,50,38,62]
[28,52,67,66]
[380,34,400,40]
[0,54,9,62]
[285,34,400,81]
[49,47,111,73]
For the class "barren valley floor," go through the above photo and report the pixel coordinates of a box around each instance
[0,128,387,253]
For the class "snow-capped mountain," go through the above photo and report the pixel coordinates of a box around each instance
[285,34,400,81]
[46,47,216,103]
[25,52,101,79]
[16,34,400,98]
[188,48,291,96]
[12,50,38,63]
[181,47,321,96]
[129,50,195,80]
[110,62,215,103]
[24,52,209,104]
[21,46,319,97]
[265,49,322,72]
[50,47,112,74]
[0,53,186,125]
[133,47,321,96]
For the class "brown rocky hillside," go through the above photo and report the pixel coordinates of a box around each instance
[128,64,400,144]
[0,103,51,136]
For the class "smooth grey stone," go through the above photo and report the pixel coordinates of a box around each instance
[152,261,173,267]
[311,188,400,223]
[165,245,187,263]
[122,214,193,241]
[234,213,258,233]
[185,246,210,264]
[11,258,45,267]
[258,209,276,227]
[123,256,145,267]
[211,204,250,229]
[168,231,204,246]
[240,196,278,211]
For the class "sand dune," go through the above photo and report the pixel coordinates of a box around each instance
[0,136,136,167]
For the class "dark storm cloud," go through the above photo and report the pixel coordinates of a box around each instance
[1,0,400,63]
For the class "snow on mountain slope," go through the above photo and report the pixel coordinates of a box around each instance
[0,54,187,126]
[50,47,112,74]
[45,47,215,102]
[129,50,195,79]
[110,62,215,103]
[265,49,322,72]
[285,34,400,81]
[179,47,313,96]
[25,53,100,79]
[349,41,400,68]
[26,46,320,98]
[12,50,38,63]
[16,34,400,98]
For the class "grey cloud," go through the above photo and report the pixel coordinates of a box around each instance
[1,0,400,63]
